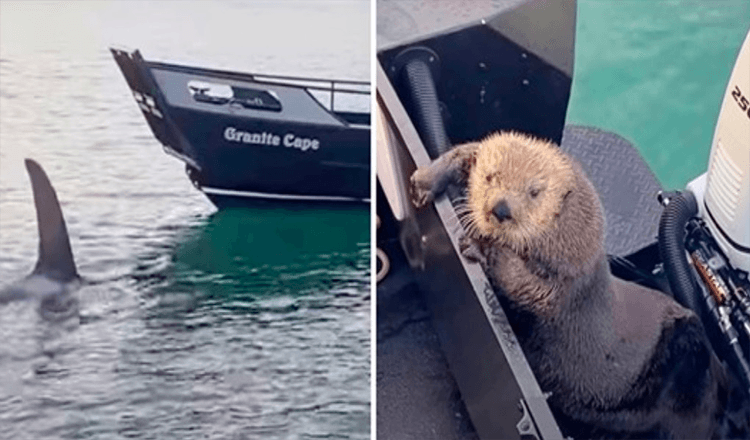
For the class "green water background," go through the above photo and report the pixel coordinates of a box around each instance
[568,0,750,190]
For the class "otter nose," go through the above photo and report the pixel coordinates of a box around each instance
[492,200,512,222]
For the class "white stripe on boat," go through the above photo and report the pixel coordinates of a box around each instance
[162,146,200,170]
[201,186,370,203]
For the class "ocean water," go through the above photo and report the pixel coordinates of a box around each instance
[569,0,750,190]
[0,1,370,439]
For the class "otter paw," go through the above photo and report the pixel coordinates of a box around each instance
[410,168,436,208]
[490,246,518,268]
[459,236,484,264]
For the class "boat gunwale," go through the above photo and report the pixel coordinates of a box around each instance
[144,59,371,127]
[144,60,371,96]
[164,99,371,132]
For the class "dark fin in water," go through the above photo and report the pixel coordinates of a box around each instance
[24,159,78,281]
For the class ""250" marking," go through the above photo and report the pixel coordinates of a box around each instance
[730,85,750,120]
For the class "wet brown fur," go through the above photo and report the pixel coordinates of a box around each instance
[411,131,724,438]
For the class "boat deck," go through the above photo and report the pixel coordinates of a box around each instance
[377,197,478,439]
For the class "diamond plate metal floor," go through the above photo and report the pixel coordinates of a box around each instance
[561,125,664,257]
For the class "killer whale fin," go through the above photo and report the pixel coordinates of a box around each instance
[24,159,78,282]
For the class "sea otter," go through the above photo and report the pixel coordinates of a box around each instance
[411,131,726,439]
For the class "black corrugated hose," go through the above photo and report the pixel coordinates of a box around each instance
[658,190,701,312]
[401,59,450,158]
[658,190,750,394]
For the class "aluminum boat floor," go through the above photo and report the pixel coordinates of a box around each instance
[377,206,479,440]
[561,126,664,256]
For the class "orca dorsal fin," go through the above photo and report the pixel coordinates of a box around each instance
[25,159,78,281]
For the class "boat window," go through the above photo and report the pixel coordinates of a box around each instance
[307,87,370,115]
[188,80,232,104]
[187,80,282,112]
[230,86,282,112]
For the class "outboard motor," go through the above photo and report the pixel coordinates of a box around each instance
[659,28,750,393]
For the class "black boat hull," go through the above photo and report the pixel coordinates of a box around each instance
[175,109,369,202]
[111,48,370,207]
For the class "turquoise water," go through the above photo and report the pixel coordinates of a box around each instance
[568,0,750,190]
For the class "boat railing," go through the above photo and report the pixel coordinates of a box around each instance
[256,75,370,117]
[146,60,371,119]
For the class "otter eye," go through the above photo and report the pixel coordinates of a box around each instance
[486,174,492,183]
[529,181,546,199]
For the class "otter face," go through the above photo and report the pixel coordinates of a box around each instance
[465,132,575,250]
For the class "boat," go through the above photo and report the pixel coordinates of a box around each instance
[377,0,750,438]
[111,48,370,209]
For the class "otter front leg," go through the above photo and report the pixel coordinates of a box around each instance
[488,247,557,315]
[410,142,479,208]
[459,234,486,265]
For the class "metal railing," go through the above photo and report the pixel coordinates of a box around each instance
[147,60,370,114]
